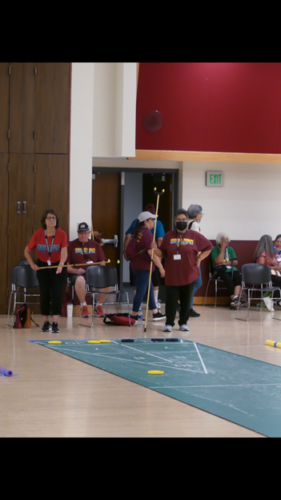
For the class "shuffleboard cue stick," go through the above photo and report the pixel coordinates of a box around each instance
[144,188,165,333]
[37,259,111,270]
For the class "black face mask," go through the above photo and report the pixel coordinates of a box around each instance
[176,221,187,231]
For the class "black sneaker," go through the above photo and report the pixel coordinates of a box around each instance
[189,308,200,317]
[41,321,52,333]
[51,322,60,334]
[152,312,166,321]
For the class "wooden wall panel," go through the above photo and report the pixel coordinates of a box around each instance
[9,63,35,153]
[7,155,35,292]
[34,155,69,236]
[34,63,70,154]
[0,154,9,313]
[0,63,9,153]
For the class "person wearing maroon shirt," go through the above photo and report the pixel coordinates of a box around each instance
[24,209,68,334]
[129,211,166,322]
[154,209,213,333]
[67,222,109,318]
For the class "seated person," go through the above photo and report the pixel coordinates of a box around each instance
[124,203,165,309]
[211,233,244,309]
[67,222,109,317]
[273,234,281,263]
[254,234,281,310]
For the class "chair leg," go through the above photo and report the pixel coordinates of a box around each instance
[204,280,211,306]
[6,291,15,327]
[215,280,217,307]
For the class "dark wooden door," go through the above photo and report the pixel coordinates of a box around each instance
[0,63,9,153]
[9,63,35,154]
[92,172,121,278]
[0,154,9,313]
[34,63,71,154]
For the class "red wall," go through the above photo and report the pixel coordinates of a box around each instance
[136,63,281,154]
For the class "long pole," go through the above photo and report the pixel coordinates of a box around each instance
[144,188,164,332]
[37,259,110,270]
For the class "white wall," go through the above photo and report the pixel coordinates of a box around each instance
[181,161,281,241]
[69,63,94,241]
[92,63,136,158]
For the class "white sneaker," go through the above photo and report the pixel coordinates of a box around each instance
[263,297,274,312]
[179,324,189,332]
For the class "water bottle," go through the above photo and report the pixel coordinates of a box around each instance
[138,309,143,325]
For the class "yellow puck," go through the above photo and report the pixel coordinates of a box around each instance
[100,340,111,343]
[147,370,164,375]
[48,341,62,344]
[87,340,101,344]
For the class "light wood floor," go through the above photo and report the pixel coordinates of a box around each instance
[1,305,281,437]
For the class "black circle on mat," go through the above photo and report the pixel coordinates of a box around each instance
[121,339,134,342]
[151,338,164,342]
[166,338,179,342]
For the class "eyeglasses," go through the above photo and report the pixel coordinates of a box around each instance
[46,217,56,220]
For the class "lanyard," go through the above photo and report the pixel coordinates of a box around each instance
[45,229,56,258]
[176,229,188,254]
[81,240,90,259]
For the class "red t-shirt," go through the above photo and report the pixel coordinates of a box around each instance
[27,228,68,263]
[130,228,155,271]
[160,229,213,286]
[68,238,106,271]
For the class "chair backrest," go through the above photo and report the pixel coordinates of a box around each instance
[85,265,118,289]
[12,265,39,288]
[241,263,271,285]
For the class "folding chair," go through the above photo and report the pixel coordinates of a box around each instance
[79,266,130,327]
[204,261,228,306]
[236,263,281,321]
[7,265,40,327]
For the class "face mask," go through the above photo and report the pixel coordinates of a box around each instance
[176,221,187,231]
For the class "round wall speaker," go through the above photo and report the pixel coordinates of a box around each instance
[143,110,163,132]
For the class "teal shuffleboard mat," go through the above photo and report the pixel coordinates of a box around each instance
[32,338,281,437]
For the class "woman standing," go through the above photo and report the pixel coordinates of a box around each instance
[129,211,166,322]
[154,209,213,333]
[24,209,68,333]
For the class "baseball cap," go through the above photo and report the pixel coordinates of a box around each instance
[77,222,90,232]
[138,211,158,223]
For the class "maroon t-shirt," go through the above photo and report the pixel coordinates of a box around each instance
[160,229,213,286]
[68,238,106,271]
[130,228,155,271]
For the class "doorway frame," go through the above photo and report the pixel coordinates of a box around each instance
[92,166,179,289]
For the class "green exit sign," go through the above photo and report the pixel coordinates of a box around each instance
[206,171,224,187]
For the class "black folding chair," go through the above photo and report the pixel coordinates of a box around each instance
[7,265,40,327]
[79,266,130,327]
[236,263,281,321]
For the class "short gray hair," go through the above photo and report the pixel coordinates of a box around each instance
[216,232,230,245]
[187,204,203,219]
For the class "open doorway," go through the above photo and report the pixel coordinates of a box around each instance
[92,167,179,299]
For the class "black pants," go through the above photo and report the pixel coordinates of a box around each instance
[37,260,66,316]
[166,282,194,327]
[218,270,241,296]
[271,274,281,298]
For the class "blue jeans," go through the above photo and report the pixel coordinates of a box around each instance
[132,269,156,313]
[190,267,202,308]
